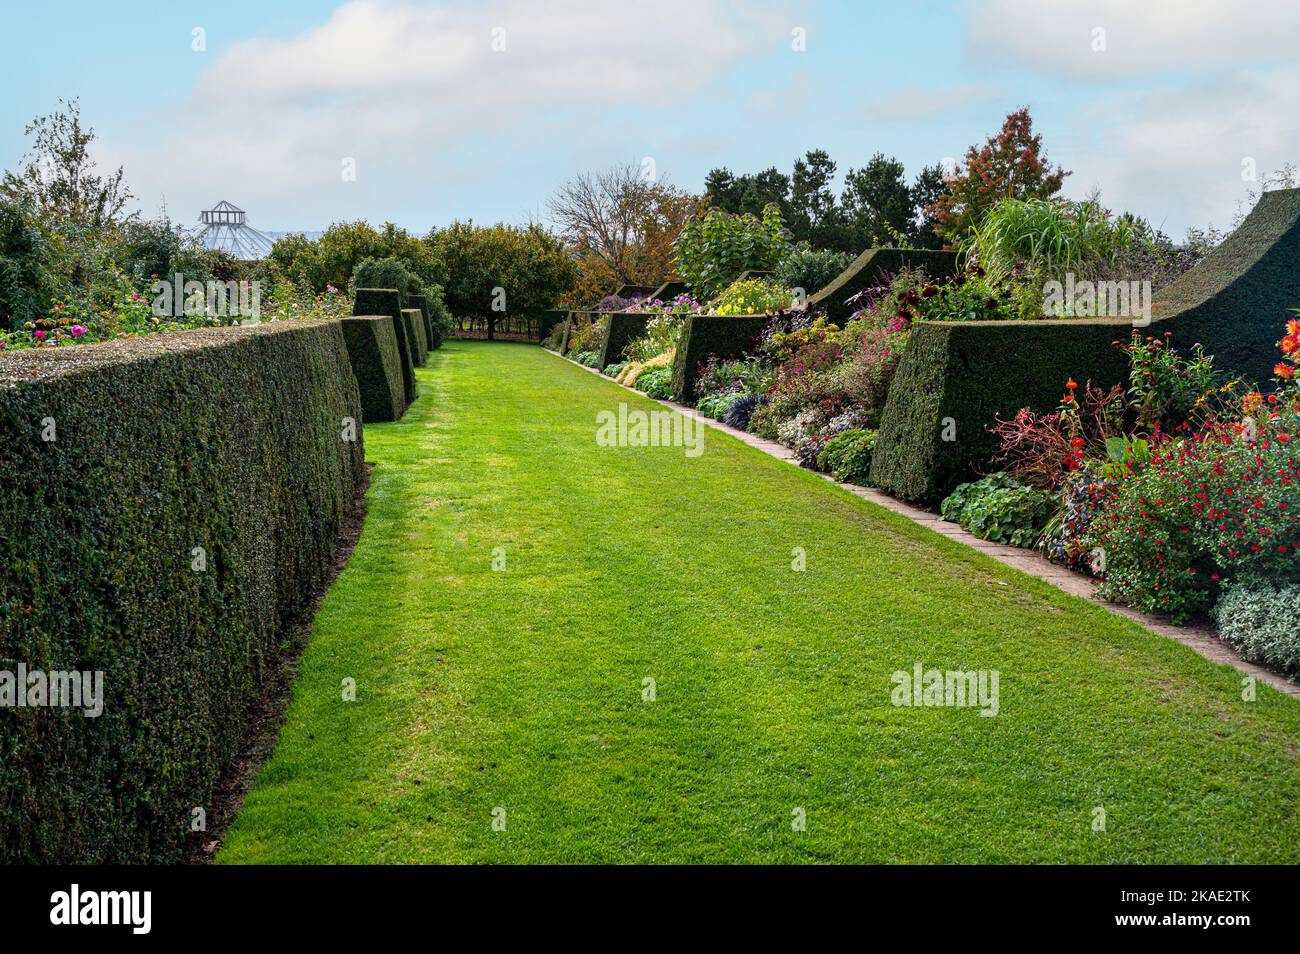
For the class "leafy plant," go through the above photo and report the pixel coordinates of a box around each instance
[817,428,876,485]
[635,366,673,399]
[713,278,793,316]
[966,197,1140,282]
[673,204,790,301]
[772,246,853,299]
[1213,578,1300,673]
[940,472,1053,548]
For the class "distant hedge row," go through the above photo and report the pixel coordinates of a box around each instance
[341,315,408,422]
[403,308,429,366]
[0,322,366,862]
[355,287,416,404]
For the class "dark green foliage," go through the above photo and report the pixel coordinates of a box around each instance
[0,322,366,862]
[646,280,688,300]
[870,319,1129,503]
[871,189,1300,504]
[670,314,770,402]
[939,472,1053,547]
[341,315,407,422]
[817,428,876,485]
[539,308,570,346]
[408,293,434,349]
[1148,187,1300,385]
[354,287,416,404]
[402,308,428,366]
[773,247,854,300]
[0,196,51,330]
[598,313,650,369]
[421,285,453,350]
[807,248,958,323]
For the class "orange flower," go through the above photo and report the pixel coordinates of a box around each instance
[1066,379,1078,390]
[1287,318,1300,338]
[1276,362,1297,381]
[1282,335,1299,355]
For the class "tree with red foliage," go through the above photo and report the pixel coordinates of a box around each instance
[930,107,1070,246]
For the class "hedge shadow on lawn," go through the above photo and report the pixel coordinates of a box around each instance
[871,188,1300,504]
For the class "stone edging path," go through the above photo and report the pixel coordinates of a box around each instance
[551,349,1300,700]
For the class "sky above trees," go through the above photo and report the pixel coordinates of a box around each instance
[2,0,1295,238]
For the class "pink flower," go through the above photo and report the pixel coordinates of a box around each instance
[70,325,87,338]
[33,330,46,340]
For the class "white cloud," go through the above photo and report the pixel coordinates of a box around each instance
[966,0,1300,79]
[1058,67,1300,235]
[110,0,797,228]
[861,83,995,122]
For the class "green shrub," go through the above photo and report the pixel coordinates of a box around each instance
[670,314,770,402]
[673,205,790,301]
[0,196,53,330]
[574,350,599,367]
[966,198,1141,282]
[1213,579,1300,673]
[0,322,366,862]
[636,366,673,399]
[871,319,1129,503]
[604,361,627,378]
[340,315,407,422]
[940,472,1052,548]
[773,246,853,299]
[713,278,793,316]
[697,391,744,421]
[817,428,876,484]
[598,312,650,368]
[564,314,605,356]
[354,287,417,404]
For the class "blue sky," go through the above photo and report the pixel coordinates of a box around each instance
[3,0,1296,238]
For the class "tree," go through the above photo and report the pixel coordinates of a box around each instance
[547,163,703,305]
[267,220,443,294]
[706,166,792,219]
[672,204,790,301]
[841,154,913,249]
[1,98,134,231]
[929,107,1070,245]
[790,149,847,250]
[0,196,53,329]
[909,164,948,249]
[426,222,578,339]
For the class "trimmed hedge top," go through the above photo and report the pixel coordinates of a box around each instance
[0,321,366,862]
[807,248,958,323]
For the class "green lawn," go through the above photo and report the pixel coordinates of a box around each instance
[217,340,1300,864]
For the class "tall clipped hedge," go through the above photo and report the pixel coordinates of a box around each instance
[870,319,1130,503]
[341,314,407,422]
[0,322,366,862]
[402,308,429,366]
[408,293,435,350]
[539,308,570,345]
[870,189,1300,504]
[670,314,770,402]
[1146,187,1300,385]
[355,287,416,403]
[807,248,958,323]
[598,313,650,369]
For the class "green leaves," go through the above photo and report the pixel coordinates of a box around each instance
[673,204,790,301]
